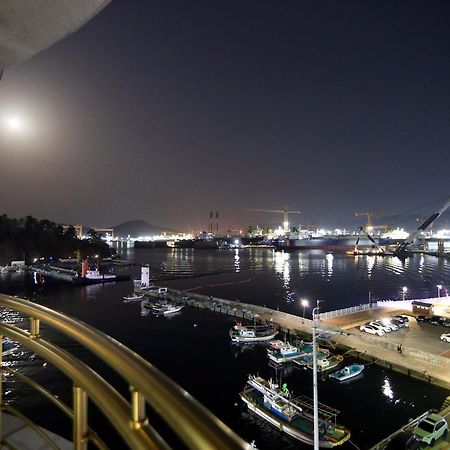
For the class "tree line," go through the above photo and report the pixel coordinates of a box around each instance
[0,215,112,265]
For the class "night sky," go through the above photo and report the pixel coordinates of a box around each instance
[1,1,449,232]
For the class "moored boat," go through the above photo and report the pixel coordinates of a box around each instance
[267,342,306,364]
[162,305,183,315]
[306,355,344,372]
[150,303,184,315]
[229,324,277,343]
[123,293,145,302]
[240,375,351,447]
[329,364,364,381]
[293,349,331,367]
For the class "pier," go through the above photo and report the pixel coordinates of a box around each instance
[139,286,450,390]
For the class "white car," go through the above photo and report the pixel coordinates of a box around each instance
[360,324,384,336]
[383,319,399,331]
[371,321,392,333]
[441,333,450,343]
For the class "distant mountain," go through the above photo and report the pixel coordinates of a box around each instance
[113,220,178,239]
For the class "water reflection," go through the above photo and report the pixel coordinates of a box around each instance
[274,252,291,301]
[382,377,394,400]
[234,249,240,273]
[367,256,375,278]
[325,253,333,279]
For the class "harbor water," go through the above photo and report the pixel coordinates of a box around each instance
[1,248,450,449]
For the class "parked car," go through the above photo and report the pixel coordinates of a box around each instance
[370,321,392,333]
[440,333,450,343]
[442,318,450,328]
[429,315,445,326]
[415,315,431,323]
[393,315,409,323]
[360,324,384,336]
[390,318,408,328]
[410,413,448,446]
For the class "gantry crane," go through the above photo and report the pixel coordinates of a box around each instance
[247,206,301,232]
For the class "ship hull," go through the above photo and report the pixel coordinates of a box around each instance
[278,237,376,251]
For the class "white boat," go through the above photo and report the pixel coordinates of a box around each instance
[267,342,305,364]
[151,303,184,315]
[229,324,278,343]
[85,269,116,280]
[123,293,145,302]
[162,305,183,315]
[329,364,365,381]
[240,375,351,447]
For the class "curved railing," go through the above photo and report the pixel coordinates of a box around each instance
[0,294,250,450]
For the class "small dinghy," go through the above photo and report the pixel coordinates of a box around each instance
[329,364,364,381]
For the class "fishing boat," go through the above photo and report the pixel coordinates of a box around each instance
[240,375,351,447]
[293,348,331,367]
[267,342,306,364]
[229,324,277,343]
[329,364,365,381]
[306,355,344,373]
[123,293,145,302]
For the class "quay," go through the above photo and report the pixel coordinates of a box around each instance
[138,286,450,390]
[30,265,131,285]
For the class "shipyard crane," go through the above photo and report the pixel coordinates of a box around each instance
[355,211,374,232]
[247,206,301,232]
[394,196,450,257]
[355,211,390,234]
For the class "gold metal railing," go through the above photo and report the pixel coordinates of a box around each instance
[0,294,250,450]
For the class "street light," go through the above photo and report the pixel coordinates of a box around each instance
[301,299,309,318]
[402,286,407,301]
[437,284,442,298]
[312,300,322,450]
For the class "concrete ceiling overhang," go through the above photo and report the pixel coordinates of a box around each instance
[0,0,110,70]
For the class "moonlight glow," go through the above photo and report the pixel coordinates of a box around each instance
[4,116,26,133]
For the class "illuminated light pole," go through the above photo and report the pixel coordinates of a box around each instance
[312,300,322,450]
[301,299,309,318]
[437,284,442,298]
[402,286,407,301]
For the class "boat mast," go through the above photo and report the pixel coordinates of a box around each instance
[312,300,322,450]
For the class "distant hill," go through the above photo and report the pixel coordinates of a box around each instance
[113,220,178,238]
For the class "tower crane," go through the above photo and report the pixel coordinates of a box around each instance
[247,206,301,232]
[355,212,374,232]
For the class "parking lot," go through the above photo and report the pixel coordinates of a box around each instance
[356,318,450,358]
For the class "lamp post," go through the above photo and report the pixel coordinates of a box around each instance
[437,284,442,298]
[312,300,322,450]
[301,299,309,318]
[402,286,407,301]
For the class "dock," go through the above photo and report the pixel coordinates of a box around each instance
[138,286,450,389]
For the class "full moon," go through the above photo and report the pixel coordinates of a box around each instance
[6,116,24,132]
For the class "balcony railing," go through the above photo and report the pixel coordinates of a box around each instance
[0,294,250,449]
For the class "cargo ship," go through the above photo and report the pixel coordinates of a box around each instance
[276,235,377,252]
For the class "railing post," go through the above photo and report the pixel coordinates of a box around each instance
[30,317,40,339]
[73,385,88,450]
[130,386,147,430]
